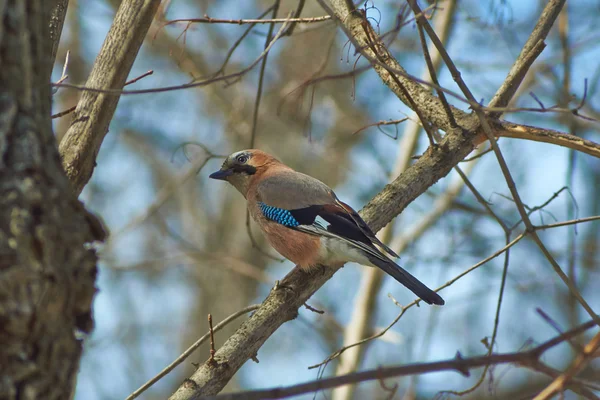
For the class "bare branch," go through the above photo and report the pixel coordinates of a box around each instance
[488,0,566,117]
[205,320,598,400]
[496,120,600,159]
[210,6,276,78]
[52,70,153,119]
[163,15,331,26]
[48,0,70,67]
[311,232,525,371]
[58,0,162,195]
[351,118,408,136]
[52,21,291,96]
[249,1,281,148]
[317,0,473,134]
[126,305,261,400]
[533,331,600,400]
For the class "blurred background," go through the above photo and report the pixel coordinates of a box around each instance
[51,0,600,399]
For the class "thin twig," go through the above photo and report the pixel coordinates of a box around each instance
[441,229,511,396]
[536,308,584,353]
[53,20,292,96]
[249,0,280,148]
[359,12,436,147]
[209,6,275,78]
[416,17,456,128]
[163,15,331,26]
[124,69,154,85]
[497,120,600,160]
[351,118,408,136]
[52,50,70,95]
[51,105,76,119]
[533,361,600,399]
[283,0,305,36]
[304,303,325,314]
[52,69,154,119]
[208,314,216,364]
[536,215,600,230]
[126,305,260,400]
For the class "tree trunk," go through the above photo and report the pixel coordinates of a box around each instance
[0,1,102,399]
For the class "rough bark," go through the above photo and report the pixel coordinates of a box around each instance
[48,0,70,66]
[0,1,103,399]
[58,0,162,195]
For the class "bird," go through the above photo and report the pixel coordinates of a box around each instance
[209,149,444,305]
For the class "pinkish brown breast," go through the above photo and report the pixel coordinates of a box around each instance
[246,177,321,269]
[260,220,321,270]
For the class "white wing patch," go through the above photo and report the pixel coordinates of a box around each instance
[313,216,330,230]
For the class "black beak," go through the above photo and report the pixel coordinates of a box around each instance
[209,169,233,180]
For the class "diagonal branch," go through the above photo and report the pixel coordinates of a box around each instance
[488,0,566,117]
[249,1,280,148]
[58,0,162,195]
[127,305,261,400]
[48,0,70,67]
[533,331,600,400]
[317,0,473,134]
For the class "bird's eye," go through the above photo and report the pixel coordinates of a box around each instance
[236,154,249,164]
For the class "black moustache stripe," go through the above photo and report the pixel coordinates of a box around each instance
[232,164,257,175]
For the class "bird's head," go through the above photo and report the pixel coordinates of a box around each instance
[209,149,279,196]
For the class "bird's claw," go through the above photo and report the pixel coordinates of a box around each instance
[272,280,293,293]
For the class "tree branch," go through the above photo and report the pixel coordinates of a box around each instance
[127,305,261,400]
[488,0,566,117]
[48,0,70,67]
[533,331,600,400]
[202,320,597,400]
[497,120,600,159]
[317,0,473,133]
[58,0,162,195]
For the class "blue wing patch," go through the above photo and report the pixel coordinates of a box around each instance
[258,202,299,227]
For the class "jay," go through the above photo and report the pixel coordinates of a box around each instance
[209,150,444,305]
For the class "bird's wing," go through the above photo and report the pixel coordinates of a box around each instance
[257,171,398,258]
[256,173,443,305]
[256,170,336,209]
[330,197,399,258]
[257,201,384,259]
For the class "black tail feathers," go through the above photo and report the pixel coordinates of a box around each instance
[366,255,445,305]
